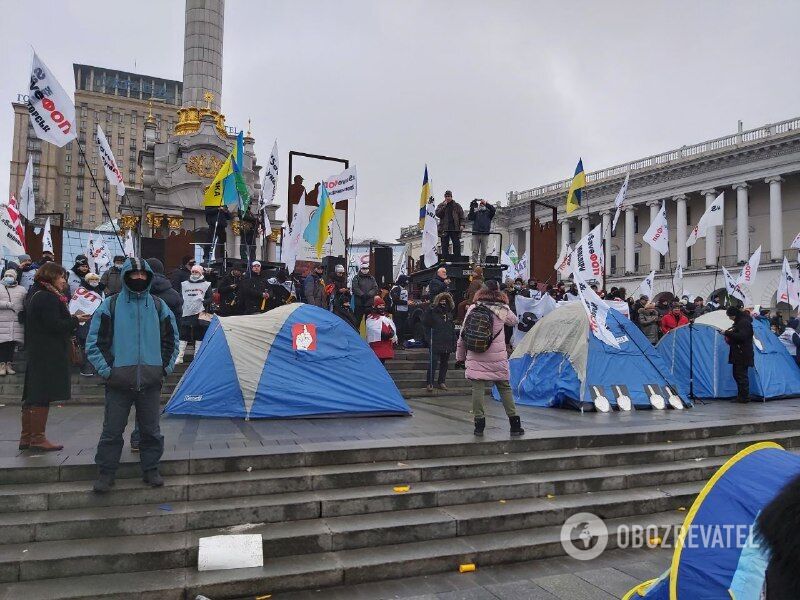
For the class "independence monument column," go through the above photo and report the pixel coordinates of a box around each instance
[182,0,225,112]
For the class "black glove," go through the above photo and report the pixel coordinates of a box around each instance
[454,360,466,370]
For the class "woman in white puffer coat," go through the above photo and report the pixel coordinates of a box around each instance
[0,269,26,375]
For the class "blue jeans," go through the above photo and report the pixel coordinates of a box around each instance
[95,386,163,475]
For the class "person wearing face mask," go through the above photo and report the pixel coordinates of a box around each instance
[328,263,349,309]
[303,264,326,308]
[86,258,179,493]
[504,277,524,346]
[68,255,91,296]
[366,296,397,363]
[240,261,272,314]
[16,254,37,291]
[422,292,456,392]
[333,291,358,330]
[0,269,26,376]
[70,272,105,377]
[176,265,212,364]
[351,258,379,331]
[100,255,126,296]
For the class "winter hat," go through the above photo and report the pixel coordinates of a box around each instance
[74,255,88,266]
[360,256,370,268]
[145,257,165,274]
[3,269,17,279]
[335,264,345,273]
[17,254,31,262]
[373,295,385,308]
[190,265,204,275]
[396,274,408,286]
[789,318,800,330]
[251,260,261,268]
[85,273,101,282]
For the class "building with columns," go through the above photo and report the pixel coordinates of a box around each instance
[399,116,800,307]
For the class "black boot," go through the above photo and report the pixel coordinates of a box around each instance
[509,415,524,437]
[473,417,485,437]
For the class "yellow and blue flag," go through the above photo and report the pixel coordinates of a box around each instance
[565,158,585,214]
[303,182,336,258]
[203,155,233,206]
[223,131,250,212]
[418,165,430,228]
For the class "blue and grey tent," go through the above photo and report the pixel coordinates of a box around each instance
[623,442,800,600]
[509,302,689,412]
[164,304,411,419]
[657,311,800,400]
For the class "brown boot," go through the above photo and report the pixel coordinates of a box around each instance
[18,408,32,450]
[29,407,63,452]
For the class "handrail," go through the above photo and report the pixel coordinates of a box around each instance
[511,117,800,203]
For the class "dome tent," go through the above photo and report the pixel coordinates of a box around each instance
[623,442,800,600]
[165,304,411,419]
[508,302,689,412]
[656,311,800,401]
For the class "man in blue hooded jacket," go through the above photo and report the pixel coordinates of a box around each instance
[86,258,179,493]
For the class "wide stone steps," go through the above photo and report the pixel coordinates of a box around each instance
[0,511,686,600]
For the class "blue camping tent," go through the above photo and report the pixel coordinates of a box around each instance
[623,442,800,600]
[165,304,411,419]
[509,302,689,411]
[657,311,800,400]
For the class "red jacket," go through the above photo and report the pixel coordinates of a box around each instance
[660,312,689,334]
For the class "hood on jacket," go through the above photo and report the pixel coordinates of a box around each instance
[149,272,174,295]
[120,257,154,295]
[433,292,455,312]
[145,257,165,275]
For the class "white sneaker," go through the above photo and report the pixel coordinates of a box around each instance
[5,363,15,375]
[175,341,187,365]
[0,363,7,377]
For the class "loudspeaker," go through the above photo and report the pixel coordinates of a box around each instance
[372,246,394,289]
[322,255,346,278]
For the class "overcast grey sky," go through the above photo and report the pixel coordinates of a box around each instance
[2,0,799,241]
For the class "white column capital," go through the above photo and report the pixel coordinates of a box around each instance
[645,199,661,208]
[765,175,784,185]
[731,181,749,191]
[700,189,717,197]
[558,217,569,225]
[599,209,611,217]
[624,205,636,213]
[672,194,688,203]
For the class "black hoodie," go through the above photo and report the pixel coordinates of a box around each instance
[145,258,183,323]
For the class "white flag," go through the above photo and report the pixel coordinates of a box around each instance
[0,200,27,256]
[673,264,684,297]
[570,224,604,286]
[27,52,76,147]
[500,249,514,281]
[611,172,629,235]
[791,232,800,250]
[554,243,572,278]
[511,294,558,347]
[687,192,724,247]
[42,216,53,253]
[722,265,745,304]
[488,239,498,258]
[96,125,125,196]
[397,246,408,277]
[777,257,800,309]
[422,197,439,269]
[86,234,110,274]
[643,202,669,255]
[282,192,310,273]
[123,229,135,258]
[515,250,529,281]
[638,270,656,299]
[733,246,761,306]
[18,156,36,221]
[573,266,620,349]
[507,244,519,265]
[325,165,357,204]
[259,140,278,232]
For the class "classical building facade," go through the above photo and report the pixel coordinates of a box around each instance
[8,65,185,228]
[400,117,800,307]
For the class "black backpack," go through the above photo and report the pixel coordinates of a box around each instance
[460,304,501,353]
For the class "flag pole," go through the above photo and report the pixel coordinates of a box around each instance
[76,141,125,254]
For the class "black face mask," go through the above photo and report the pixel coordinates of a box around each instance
[126,278,148,292]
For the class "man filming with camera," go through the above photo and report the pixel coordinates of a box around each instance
[467,198,496,264]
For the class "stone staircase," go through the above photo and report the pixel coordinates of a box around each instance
[1,416,799,599]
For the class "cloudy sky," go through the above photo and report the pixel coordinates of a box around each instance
[2,0,799,241]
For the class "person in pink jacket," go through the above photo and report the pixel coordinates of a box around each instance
[456,280,524,437]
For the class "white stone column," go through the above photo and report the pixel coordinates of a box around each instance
[647,201,660,272]
[701,189,718,267]
[560,218,570,248]
[522,226,531,255]
[625,206,636,274]
[674,194,688,268]
[766,176,784,261]
[733,182,749,263]
[581,216,590,239]
[600,210,611,265]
